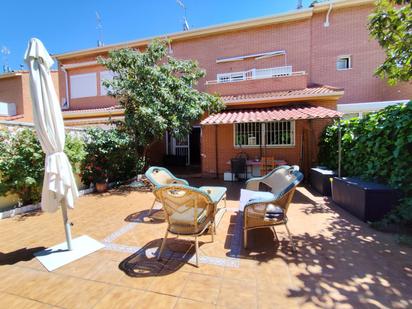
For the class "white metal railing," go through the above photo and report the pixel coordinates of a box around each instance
[212,66,295,84]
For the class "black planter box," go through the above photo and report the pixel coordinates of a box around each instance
[310,167,336,196]
[331,177,399,222]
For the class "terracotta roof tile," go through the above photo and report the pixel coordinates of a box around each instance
[201,104,343,125]
[221,86,343,103]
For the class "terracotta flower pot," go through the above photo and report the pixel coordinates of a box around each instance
[95,182,108,193]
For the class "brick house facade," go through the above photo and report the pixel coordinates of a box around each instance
[0,71,59,122]
[53,0,411,177]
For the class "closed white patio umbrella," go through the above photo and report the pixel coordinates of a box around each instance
[24,39,103,271]
[24,38,78,250]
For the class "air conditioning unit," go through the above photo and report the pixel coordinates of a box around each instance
[0,102,16,116]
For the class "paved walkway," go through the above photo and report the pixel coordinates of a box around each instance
[0,180,411,308]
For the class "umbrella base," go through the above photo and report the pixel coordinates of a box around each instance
[34,235,104,271]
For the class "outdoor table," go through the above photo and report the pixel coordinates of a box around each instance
[200,186,227,228]
[226,159,288,178]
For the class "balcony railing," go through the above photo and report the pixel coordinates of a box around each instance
[207,66,302,85]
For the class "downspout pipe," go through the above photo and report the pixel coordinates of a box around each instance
[324,1,333,27]
[62,66,70,109]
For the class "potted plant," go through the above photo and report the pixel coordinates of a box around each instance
[82,161,109,193]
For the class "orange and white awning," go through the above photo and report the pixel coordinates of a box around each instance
[201,104,342,125]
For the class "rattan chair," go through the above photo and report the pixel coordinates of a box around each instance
[145,166,189,216]
[154,185,215,267]
[243,166,303,250]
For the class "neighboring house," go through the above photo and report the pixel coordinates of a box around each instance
[54,0,411,177]
[0,70,59,123]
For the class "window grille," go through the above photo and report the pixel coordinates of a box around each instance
[234,121,295,147]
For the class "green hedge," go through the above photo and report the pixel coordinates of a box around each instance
[0,126,143,206]
[80,127,142,186]
[318,101,412,224]
[0,128,86,205]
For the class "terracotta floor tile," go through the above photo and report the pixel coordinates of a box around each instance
[175,298,216,309]
[56,279,111,309]
[0,292,52,308]
[136,291,178,308]
[117,272,157,290]
[148,270,190,296]
[180,273,221,303]
[93,286,145,309]
[218,279,257,309]
[1,184,412,308]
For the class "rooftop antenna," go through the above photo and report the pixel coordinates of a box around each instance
[297,0,303,9]
[176,0,190,31]
[96,11,104,47]
[1,46,11,73]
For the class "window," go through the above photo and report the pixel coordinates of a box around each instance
[70,73,97,99]
[234,121,295,147]
[100,71,116,96]
[336,56,352,70]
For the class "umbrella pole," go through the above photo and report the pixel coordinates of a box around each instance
[61,202,73,251]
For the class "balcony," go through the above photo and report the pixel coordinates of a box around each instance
[205,66,308,96]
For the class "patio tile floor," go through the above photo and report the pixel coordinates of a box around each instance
[0,179,411,308]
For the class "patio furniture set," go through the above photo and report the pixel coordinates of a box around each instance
[228,153,288,181]
[145,165,303,267]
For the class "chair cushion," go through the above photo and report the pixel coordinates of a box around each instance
[168,205,211,235]
[264,204,285,221]
[169,205,207,225]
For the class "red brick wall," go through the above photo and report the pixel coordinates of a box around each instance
[206,74,308,96]
[0,72,59,123]
[0,76,24,116]
[58,3,411,110]
[311,4,412,104]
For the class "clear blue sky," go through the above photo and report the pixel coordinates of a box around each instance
[0,0,312,70]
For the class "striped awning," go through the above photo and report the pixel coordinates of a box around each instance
[201,104,342,125]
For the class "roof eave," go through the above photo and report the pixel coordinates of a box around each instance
[62,109,124,119]
[224,91,344,106]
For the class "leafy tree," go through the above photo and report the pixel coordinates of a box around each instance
[98,39,224,161]
[369,0,412,84]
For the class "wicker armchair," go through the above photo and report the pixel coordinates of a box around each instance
[243,167,303,250]
[154,185,215,267]
[145,166,189,215]
[246,165,298,193]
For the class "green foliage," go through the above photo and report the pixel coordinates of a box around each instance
[98,39,225,160]
[80,127,140,186]
[369,0,412,84]
[0,128,44,205]
[65,133,86,174]
[0,127,87,206]
[318,102,412,224]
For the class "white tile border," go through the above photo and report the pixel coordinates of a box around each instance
[0,203,41,220]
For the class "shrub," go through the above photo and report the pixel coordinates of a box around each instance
[80,127,139,186]
[0,128,44,205]
[318,101,412,225]
[0,127,86,206]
